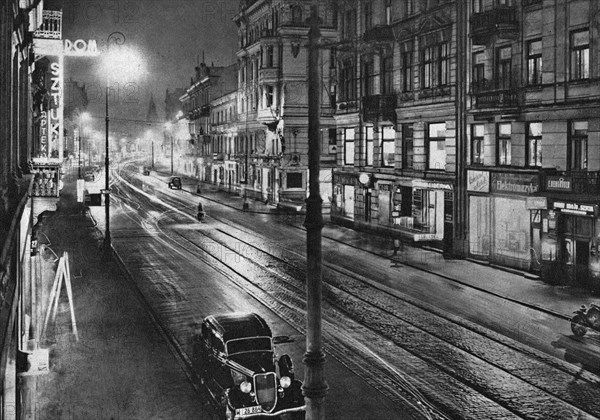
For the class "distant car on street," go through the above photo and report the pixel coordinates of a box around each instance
[168,176,182,189]
[193,313,305,420]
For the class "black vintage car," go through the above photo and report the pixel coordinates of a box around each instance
[168,176,182,189]
[194,313,305,420]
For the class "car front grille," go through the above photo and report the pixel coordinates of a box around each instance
[253,372,277,412]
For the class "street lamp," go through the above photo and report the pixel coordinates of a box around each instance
[164,122,173,175]
[100,32,144,256]
[78,111,90,178]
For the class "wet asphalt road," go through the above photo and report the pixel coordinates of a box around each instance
[88,164,600,420]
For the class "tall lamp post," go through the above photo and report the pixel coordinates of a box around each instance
[303,7,328,419]
[100,32,144,256]
[164,122,174,175]
[77,112,90,178]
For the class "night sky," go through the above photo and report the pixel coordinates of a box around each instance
[47,0,239,137]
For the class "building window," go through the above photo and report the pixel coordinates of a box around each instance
[340,58,357,101]
[526,122,542,167]
[344,127,355,165]
[497,123,511,166]
[422,46,435,89]
[569,121,588,170]
[527,39,542,86]
[385,0,392,24]
[404,0,414,16]
[291,6,303,25]
[496,46,511,90]
[473,0,482,13]
[427,122,446,170]
[364,2,373,31]
[471,124,484,165]
[266,45,274,67]
[472,52,485,91]
[571,29,589,81]
[365,126,374,166]
[381,52,393,94]
[402,124,413,169]
[287,172,303,188]
[381,126,396,167]
[422,43,448,89]
[265,85,274,107]
[439,43,449,86]
[402,50,413,92]
[344,8,357,39]
[362,56,375,96]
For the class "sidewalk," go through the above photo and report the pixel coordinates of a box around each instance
[166,171,598,320]
[32,180,206,419]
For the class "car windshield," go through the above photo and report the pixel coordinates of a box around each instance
[226,337,272,355]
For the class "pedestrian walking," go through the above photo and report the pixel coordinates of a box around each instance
[393,238,401,256]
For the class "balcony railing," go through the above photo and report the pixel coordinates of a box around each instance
[33,10,62,40]
[471,6,518,45]
[362,94,397,123]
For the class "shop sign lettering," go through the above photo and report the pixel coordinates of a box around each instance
[49,61,62,156]
[412,180,453,191]
[467,170,489,193]
[546,175,572,192]
[491,172,539,195]
[334,174,358,186]
[553,201,595,215]
[39,111,48,158]
[63,39,100,56]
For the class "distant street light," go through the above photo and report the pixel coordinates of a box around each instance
[100,32,145,257]
[164,122,173,175]
[78,111,90,178]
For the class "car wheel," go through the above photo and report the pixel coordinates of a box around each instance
[571,314,587,337]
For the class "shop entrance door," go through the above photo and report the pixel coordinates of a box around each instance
[574,239,590,284]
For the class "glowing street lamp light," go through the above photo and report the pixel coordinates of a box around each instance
[78,111,90,178]
[99,32,145,257]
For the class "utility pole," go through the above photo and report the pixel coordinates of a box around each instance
[151,140,154,169]
[170,135,174,175]
[303,6,328,420]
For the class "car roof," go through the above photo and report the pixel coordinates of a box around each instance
[204,313,272,342]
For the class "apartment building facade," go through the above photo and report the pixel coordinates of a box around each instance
[332,0,459,254]
[465,0,600,287]
[234,0,338,209]
[180,63,237,182]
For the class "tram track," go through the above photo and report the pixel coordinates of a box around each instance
[112,167,600,419]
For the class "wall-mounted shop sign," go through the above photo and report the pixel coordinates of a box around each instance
[467,170,489,193]
[491,172,539,195]
[526,196,547,210]
[552,201,596,216]
[412,180,453,191]
[545,175,572,192]
[334,173,359,186]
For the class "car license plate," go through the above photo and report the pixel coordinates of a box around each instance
[236,406,262,416]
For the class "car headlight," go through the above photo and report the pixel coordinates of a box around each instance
[280,376,291,389]
[240,381,252,393]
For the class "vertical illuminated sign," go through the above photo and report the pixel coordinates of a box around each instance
[48,57,64,161]
[39,111,48,158]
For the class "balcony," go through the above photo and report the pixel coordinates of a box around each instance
[471,6,518,45]
[361,94,397,124]
[258,67,279,83]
